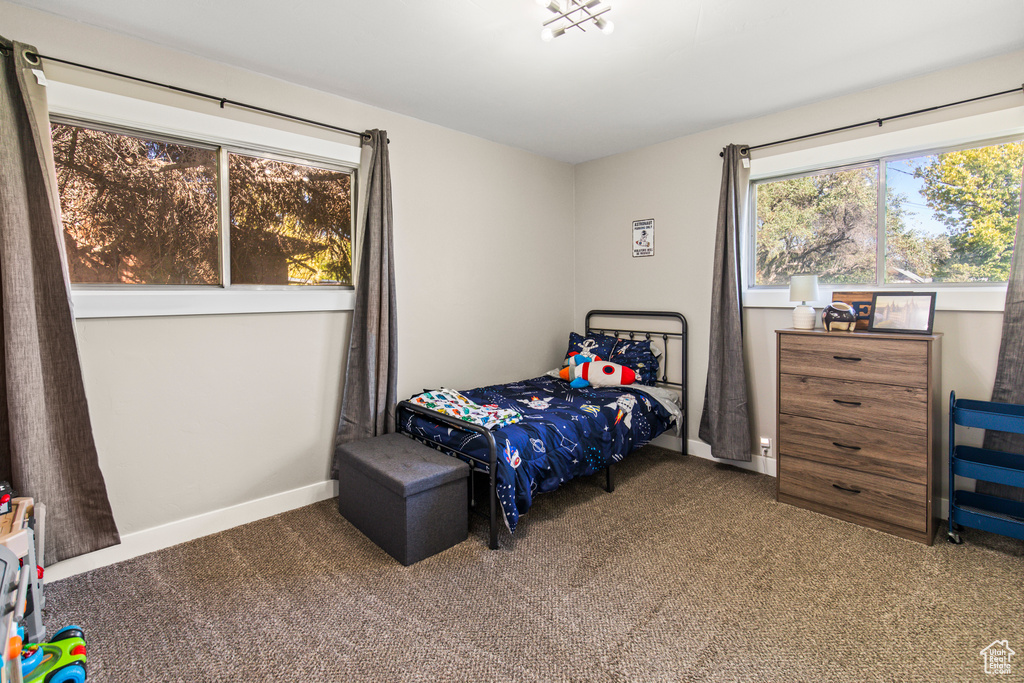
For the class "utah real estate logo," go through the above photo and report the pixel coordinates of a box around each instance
[981,640,1015,676]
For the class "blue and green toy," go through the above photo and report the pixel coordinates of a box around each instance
[21,625,87,683]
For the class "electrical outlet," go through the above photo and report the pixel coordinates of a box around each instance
[759,437,773,459]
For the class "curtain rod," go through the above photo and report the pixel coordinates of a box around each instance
[3,46,372,143]
[720,83,1024,157]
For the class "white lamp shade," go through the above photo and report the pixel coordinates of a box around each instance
[789,274,820,303]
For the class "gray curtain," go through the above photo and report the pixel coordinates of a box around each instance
[0,39,120,562]
[333,129,397,472]
[976,167,1024,502]
[699,144,752,461]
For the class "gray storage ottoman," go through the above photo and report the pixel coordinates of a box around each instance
[334,432,470,565]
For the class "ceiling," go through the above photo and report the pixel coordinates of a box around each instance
[13,0,1024,163]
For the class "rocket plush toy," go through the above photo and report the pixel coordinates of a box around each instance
[559,359,636,388]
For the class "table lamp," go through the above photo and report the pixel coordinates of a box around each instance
[789,274,819,329]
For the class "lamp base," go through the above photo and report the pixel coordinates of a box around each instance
[792,304,816,330]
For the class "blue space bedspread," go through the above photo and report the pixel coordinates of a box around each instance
[400,375,675,533]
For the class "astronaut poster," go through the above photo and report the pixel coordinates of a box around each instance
[632,219,654,257]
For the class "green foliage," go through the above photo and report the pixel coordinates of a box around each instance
[755,167,878,285]
[51,123,352,286]
[52,124,220,284]
[228,154,352,285]
[915,142,1023,282]
[884,189,950,283]
[755,140,1022,287]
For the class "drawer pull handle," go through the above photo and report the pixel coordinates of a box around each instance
[833,355,862,362]
[832,483,862,494]
[832,441,861,451]
[833,399,863,407]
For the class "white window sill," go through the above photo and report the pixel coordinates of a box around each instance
[743,285,1007,313]
[71,287,356,319]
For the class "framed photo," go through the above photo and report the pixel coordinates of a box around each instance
[832,291,874,330]
[867,292,937,334]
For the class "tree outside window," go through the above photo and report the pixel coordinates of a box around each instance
[753,139,1023,286]
[51,121,353,287]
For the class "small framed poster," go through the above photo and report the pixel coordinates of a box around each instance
[632,219,654,257]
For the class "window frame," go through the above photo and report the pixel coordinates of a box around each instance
[47,81,361,318]
[743,106,1024,313]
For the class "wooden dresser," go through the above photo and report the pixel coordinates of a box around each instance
[776,329,941,544]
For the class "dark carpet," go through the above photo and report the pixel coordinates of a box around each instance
[43,447,1024,682]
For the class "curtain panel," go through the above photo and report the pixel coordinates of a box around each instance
[699,144,753,461]
[0,39,119,562]
[333,129,397,475]
[977,167,1024,502]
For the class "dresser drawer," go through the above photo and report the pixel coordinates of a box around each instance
[779,456,927,532]
[779,413,927,483]
[779,374,927,435]
[779,334,928,387]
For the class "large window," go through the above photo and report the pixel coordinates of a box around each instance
[52,121,353,288]
[752,138,1023,287]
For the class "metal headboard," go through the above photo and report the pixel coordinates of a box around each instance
[585,309,688,449]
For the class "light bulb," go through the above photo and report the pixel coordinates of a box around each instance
[594,15,614,34]
[541,27,554,42]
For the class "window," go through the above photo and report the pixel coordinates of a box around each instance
[53,124,220,285]
[752,138,1023,287]
[227,152,352,286]
[52,121,353,289]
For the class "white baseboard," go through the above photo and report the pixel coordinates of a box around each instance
[46,480,338,582]
[651,433,777,477]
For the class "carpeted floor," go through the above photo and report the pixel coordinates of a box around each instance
[43,446,1023,682]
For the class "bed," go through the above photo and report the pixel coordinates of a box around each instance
[396,310,687,549]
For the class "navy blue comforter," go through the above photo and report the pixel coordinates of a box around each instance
[400,375,674,533]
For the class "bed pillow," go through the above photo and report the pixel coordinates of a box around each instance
[564,332,618,363]
[609,339,660,385]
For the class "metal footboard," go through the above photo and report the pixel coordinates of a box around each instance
[396,400,500,550]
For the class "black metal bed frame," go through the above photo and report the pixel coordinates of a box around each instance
[396,309,688,550]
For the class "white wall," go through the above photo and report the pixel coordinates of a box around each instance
[3,2,575,571]
[574,49,1024,493]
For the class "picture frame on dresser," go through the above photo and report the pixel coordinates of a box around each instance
[867,292,937,335]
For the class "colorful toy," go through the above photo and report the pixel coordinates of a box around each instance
[564,351,601,367]
[21,625,87,683]
[503,439,522,468]
[0,482,14,515]
[559,359,636,388]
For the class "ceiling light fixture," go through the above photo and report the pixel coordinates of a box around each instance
[537,0,613,41]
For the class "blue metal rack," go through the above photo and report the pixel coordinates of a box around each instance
[948,391,1024,543]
